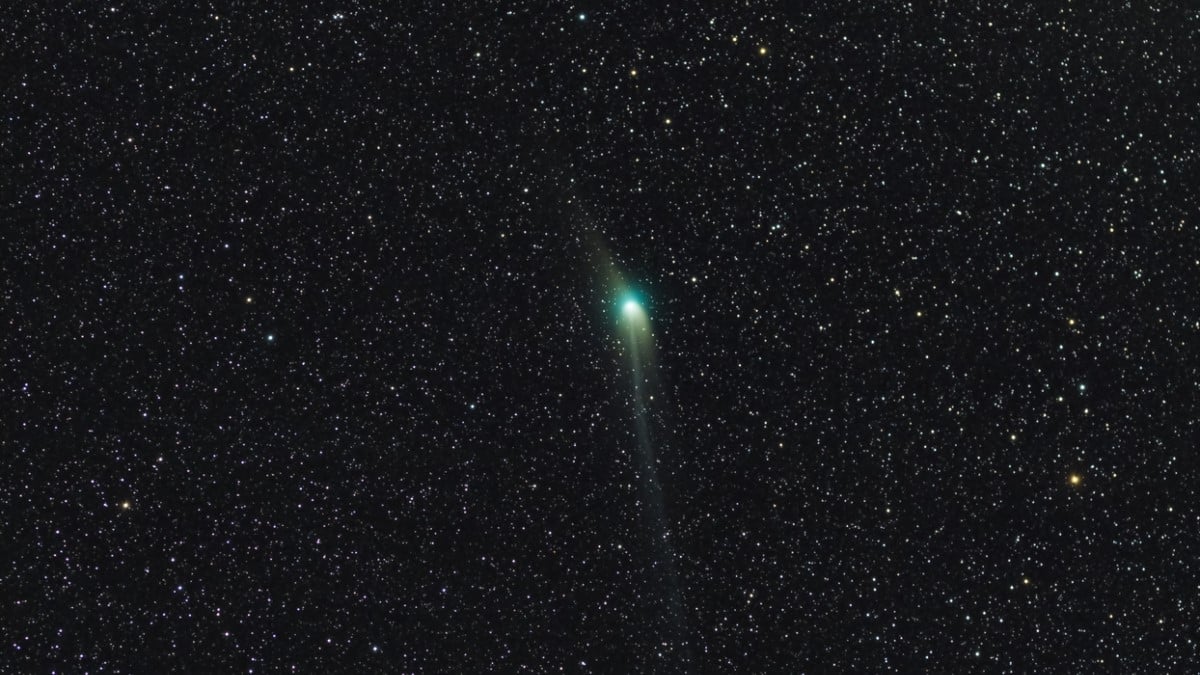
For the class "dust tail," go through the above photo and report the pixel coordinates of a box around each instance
[621,302,692,668]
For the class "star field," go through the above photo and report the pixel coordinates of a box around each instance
[4,2,1200,673]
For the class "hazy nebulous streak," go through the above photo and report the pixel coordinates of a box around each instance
[618,299,688,660]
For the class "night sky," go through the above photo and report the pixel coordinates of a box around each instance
[4,2,1199,673]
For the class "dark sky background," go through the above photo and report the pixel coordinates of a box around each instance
[4,2,1199,673]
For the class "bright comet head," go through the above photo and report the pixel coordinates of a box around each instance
[623,299,642,315]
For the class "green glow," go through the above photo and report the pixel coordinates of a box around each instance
[617,295,650,339]
[617,291,646,318]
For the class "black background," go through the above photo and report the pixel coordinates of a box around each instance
[4,2,1199,672]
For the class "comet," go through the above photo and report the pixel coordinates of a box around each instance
[578,229,691,661]
[614,292,689,662]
